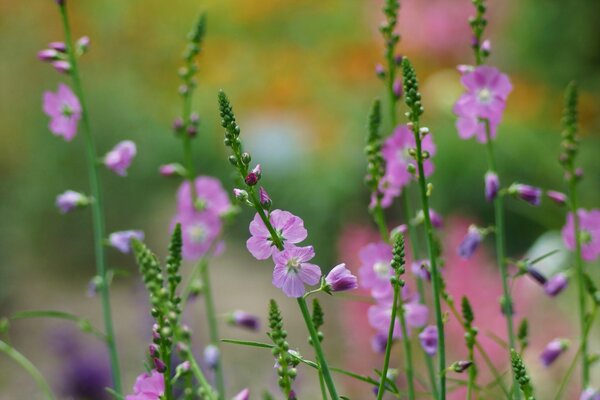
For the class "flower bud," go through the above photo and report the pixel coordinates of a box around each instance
[324,263,358,293]
[485,171,499,202]
[259,187,271,210]
[546,190,567,206]
[451,360,473,373]
[52,60,71,74]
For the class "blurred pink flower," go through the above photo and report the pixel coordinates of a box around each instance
[173,211,221,261]
[177,176,231,216]
[272,245,321,298]
[562,209,600,261]
[126,370,164,400]
[42,83,81,141]
[104,140,137,176]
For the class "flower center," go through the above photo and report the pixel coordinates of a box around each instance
[477,88,492,104]
[194,198,207,211]
[373,261,389,279]
[61,103,74,117]
[286,257,300,272]
[187,223,207,244]
[580,230,592,245]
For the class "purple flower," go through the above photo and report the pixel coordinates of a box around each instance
[259,186,272,209]
[379,125,436,207]
[418,325,438,356]
[246,209,307,260]
[526,266,547,285]
[38,49,59,61]
[411,259,431,282]
[458,225,483,259]
[52,60,71,74]
[546,190,567,206]
[56,190,88,213]
[126,370,164,400]
[428,209,444,228]
[59,354,111,400]
[108,230,144,254]
[174,211,221,261]
[76,36,90,52]
[392,79,403,99]
[358,242,393,299]
[481,39,491,53]
[562,209,600,262]
[453,66,512,142]
[48,41,67,52]
[404,302,429,328]
[177,176,232,217]
[485,171,499,202]
[540,338,569,367]
[544,273,568,297]
[581,388,600,400]
[229,310,260,331]
[158,163,181,177]
[325,263,358,292]
[509,184,542,206]
[371,332,388,353]
[153,358,166,373]
[375,64,385,77]
[368,288,427,338]
[43,83,81,141]
[204,344,220,370]
[233,388,250,400]
[245,164,261,186]
[272,245,322,298]
[104,140,137,176]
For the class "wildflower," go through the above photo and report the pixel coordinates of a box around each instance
[76,36,90,53]
[158,163,184,177]
[392,79,402,99]
[104,140,137,176]
[204,344,220,370]
[451,361,473,373]
[580,388,600,400]
[233,188,248,202]
[177,176,232,216]
[544,273,568,297]
[245,164,261,186]
[324,263,358,293]
[174,211,221,261]
[259,186,272,210]
[126,370,164,400]
[411,259,431,282]
[272,245,322,298]
[481,39,491,54]
[42,83,81,141]
[457,225,483,259]
[368,288,427,338]
[404,302,429,328]
[485,171,499,202]
[233,388,250,400]
[56,190,89,213]
[380,125,436,204]
[540,338,569,367]
[152,358,166,373]
[37,49,59,61]
[48,41,67,52]
[246,209,307,260]
[228,310,260,331]
[429,209,444,229]
[418,325,438,356]
[52,60,71,74]
[358,242,393,298]
[526,265,547,285]
[375,64,385,78]
[546,190,567,206]
[508,184,542,206]
[562,209,600,261]
[108,230,144,254]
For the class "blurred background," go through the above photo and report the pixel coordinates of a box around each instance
[1,0,600,398]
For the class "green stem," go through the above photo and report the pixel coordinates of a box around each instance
[58,4,122,394]
[376,283,401,400]
[372,203,389,242]
[467,345,476,400]
[411,122,446,400]
[397,291,416,400]
[201,262,226,399]
[318,371,329,400]
[0,340,55,400]
[187,353,219,400]
[297,297,340,400]
[402,190,440,398]
[483,121,519,400]
[568,178,589,387]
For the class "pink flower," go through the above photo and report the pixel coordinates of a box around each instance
[453,66,512,142]
[233,388,250,400]
[108,230,144,254]
[540,338,569,367]
[358,242,393,299]
[272,245,322,298]
[325,263,358,292]
[419,325,438,356]
[126,370,164,400]
[379,125,436,207]
[246,210,307,260]
[367,288,428,338]
[562,209,600,261]
[104,140,137,176]
[56,190,88,213]
[42,83,81,141]
[177,176,231,216]
[173,211,222,261]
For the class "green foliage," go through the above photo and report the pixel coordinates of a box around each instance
[560,81,580,177]
[511,349,536,399]
[517,319,529,351]
[166,224,183,301]
[469,0,489,64]
[401,58,423,122]
[365,99,384,196]
[267,300,298,397]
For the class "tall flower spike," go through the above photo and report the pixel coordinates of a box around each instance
[560,81,579,177]
[469,0,489,64]
[402,58,424,121]
[166,224,183,301]
[365,99,384,197]
[267,300,297,398]
[511,349,536,400]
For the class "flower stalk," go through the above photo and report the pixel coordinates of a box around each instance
[57,3,122,394]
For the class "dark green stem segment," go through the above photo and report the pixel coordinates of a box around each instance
[297,297,340,400]
[58,4,122,395]
[484,121,520,400]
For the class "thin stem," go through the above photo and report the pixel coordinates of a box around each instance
[483,120,519,400]
[201,261,226,399]
[376,284,402,400]
[187,353,219,400]
[397,292,416,400]
[0,340,55,400]
[411,122,446,400]
[372,203,389,242]
[467,345,476,400]
[58,4,122,394]
[297,297,340,400]
[568,178,589,387]
[318,371,329,400]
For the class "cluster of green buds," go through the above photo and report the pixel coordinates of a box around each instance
[517,319,529,352]
[365,99,384,200]
[309,299,325,346]
[402,58,424,123]
[469,0,490,64]
[461,297,478,377]
[380,0,400,66]
[511,349,536,400]
[559,82,581,182]
[390,232,406,287]
[267,299,299,399]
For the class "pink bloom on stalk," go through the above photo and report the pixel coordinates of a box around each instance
[48,41,67,52]
[368,287,428,338]
[581,388,600,400]
[42,83,81,141]
[38,49,59,61]
[358,242,393,299]
[177,176,231,216]
[104,140,137,176]
[325,263,358,292]
[246,209,307,260]
[52,60,71,74]
[56,190,88,213]
[272,245,322,298]
[126,370,164,400]
[453,66,512,143]
[233,388,250,400]
[419,325,438,356]
[540,338,569,367]
[174,211,222,260]
[562,209,600,261]
[109,230,144,254]
[159,163,179,177]
[379,125,436,207]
